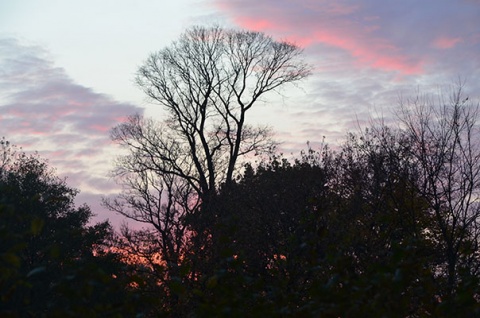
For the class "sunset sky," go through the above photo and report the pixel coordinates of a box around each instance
[1,0,479,227]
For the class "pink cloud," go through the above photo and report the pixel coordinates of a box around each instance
[0,38,143,207]
[235,17,275,31]
[433,37,463,49]
[89,124,111,133]
[214,0,424,75]
[310,30,422,75]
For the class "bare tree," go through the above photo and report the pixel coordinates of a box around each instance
[398,85,480,296]
[104,26,311,282]
[104,115,197,280]
[134,25,310,194]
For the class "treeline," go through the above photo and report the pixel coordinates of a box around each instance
[2,93,480,316]
[0,139,147,316]
[2,25,480,317]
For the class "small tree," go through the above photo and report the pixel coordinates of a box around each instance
[105,25,311,288]
[397,86,480,298]
[0,138,143,316]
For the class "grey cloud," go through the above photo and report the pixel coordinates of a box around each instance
[0,38,142,139]
[0,38,142,218]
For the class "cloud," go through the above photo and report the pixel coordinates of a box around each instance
[212,0,480,77]
[433,37,463,50]
[0,38,143,224]
[0,43,140,138]
[211,0,480,155]
[213,0,426,75]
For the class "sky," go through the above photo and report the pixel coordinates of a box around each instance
[1,0,479,227]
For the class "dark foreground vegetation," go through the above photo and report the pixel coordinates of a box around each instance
[2,26,480,317]
[2,96,480,317]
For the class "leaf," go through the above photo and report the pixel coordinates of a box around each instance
[169,277,186,295]
[27,266,46,277]
[2,252,21,267]
[30,218,44,235]
[206,275,218,289]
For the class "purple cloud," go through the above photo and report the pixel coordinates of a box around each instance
[211,0,480,154]
[0,38,143,226]
[213,0,480,76]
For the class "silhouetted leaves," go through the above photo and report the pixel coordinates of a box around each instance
[0,139,147,317]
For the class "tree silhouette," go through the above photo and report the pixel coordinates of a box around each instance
[104,26,311,293]
[0,139,144,317]
[397,86,480,301]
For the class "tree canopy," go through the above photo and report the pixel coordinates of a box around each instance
[0,139,146,317]
[104,25,312,294]
[100,25,480,316]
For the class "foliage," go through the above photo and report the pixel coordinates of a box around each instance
[181,87,480,316]
[0,138,146,317]
[104,25,311,307]
[99,32,480,313]
[189,150,433,316]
